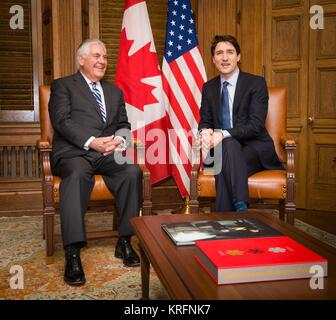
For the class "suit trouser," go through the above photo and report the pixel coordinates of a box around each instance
[53,151,142,247]
[214,138,263,212]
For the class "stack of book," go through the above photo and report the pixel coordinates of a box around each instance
[194,236,328,284]
[161,218,328,284]
[161,218,282,246]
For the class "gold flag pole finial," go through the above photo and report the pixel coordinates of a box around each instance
[172,196,191,214]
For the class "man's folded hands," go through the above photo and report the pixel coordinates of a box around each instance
[89,135,125,155]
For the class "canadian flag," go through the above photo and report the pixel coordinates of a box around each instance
[115,0,170,184]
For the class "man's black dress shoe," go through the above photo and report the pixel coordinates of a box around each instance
[64,250,86,286]
[115,238,140,267]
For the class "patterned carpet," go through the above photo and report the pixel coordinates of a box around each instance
[0,212,169,300]
[0,210,335,300]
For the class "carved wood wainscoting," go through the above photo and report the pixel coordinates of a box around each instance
[0,124,42,215]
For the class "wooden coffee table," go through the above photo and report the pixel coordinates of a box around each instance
[130,211,336,300]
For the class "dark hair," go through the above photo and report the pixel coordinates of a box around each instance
[210,35,241,56]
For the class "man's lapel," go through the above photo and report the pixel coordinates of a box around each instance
[232,71,248,124]
[211,76,222,122]
[72,72,103,120]
[101,80,114,124]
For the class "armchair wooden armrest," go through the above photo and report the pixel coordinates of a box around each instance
[37,139,53,186]
[37,139,52,150]
[280,136,296,217]
[280,135,296,171]
[37,139,53,182]
[280,136,296,149]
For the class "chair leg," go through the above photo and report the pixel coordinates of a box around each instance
[280,199,295,225]
[189,198,199,214]
[285,202,296,225]
[279,200,285,221]
[142,169,152,216]
[142,204,152,216]
[189,172,199,214]
[45,210,55,256]
[285,161,296,225]
[43,210,46,240]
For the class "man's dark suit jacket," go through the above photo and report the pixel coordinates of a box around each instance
[199,71,282,170]
[48,71,131,170]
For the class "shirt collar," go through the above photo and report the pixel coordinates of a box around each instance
[80,72,101,87]
[221,67,240,87]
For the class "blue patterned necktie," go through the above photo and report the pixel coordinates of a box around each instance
[221,81,231,129]
[90,82,106,123]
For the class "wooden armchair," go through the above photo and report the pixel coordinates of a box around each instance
[38,85,152,256]
[190,87,296,224]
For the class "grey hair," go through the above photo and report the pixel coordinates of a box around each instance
[75,38,107,69]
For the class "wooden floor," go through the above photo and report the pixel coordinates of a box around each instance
[294,209,336,236]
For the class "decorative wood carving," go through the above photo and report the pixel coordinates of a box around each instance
[272,68,300,118]
[317,13,336,59]
[272,16,301,62]
[272,0,301,10]
[317,68,336,118]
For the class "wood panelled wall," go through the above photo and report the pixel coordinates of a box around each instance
[237,0,264,76]
[41,0,91,83]
[41,0,53,84]
[1,0,335,214]
[264,0,310,209]
[0,0,34,121]
[0,0,42,214]
[99,0,126,82]
[197,0,238,78]
[264,0,336,211]
[306,0,336,211]
[51,0,83,79]
[104,0,264,83]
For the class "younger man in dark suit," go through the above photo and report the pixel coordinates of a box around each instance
[199,35,282,212]
[49,39,142,286]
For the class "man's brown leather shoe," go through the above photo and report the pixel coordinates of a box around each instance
[115,238,140,267]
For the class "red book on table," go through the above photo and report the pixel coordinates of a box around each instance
[195,236,328,285]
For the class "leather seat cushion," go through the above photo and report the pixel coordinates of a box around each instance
[198,169,286,199]
[53,175,113,203]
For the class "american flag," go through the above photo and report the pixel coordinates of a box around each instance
[162,0,207,197]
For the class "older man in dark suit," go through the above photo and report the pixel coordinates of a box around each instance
[49,39,142,286]
[199,35,283,213]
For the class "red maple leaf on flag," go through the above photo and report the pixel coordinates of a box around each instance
[115,29,161,112]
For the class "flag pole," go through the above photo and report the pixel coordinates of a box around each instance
[172,196,191,214]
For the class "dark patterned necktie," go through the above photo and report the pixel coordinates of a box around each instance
[221,81,231,129]
[90,82,106,122]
